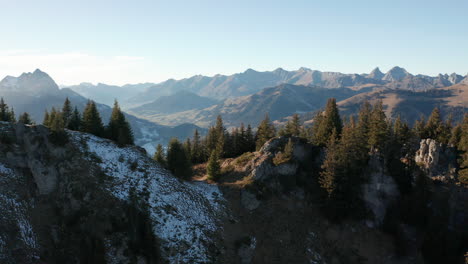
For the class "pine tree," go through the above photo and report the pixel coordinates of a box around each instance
[68,107,82,130]
[166,138,192,179]
[256,114,276,150]
[368,100,388,151]
[107,100,134,146]
[457,114,468,184]
[207,150,221,182]
[50,110,65,133]
[0,98,8,121]
[153,144,166,168]
[245,124,255,152]
[43,110,51,127]
[319,129,339,196]
[191,129,203,164]
[279,114,301,137]
[414,115,427,139]
[184,138,192,161]
[62,97,72,127]
[312,98,342,146]
[283,138,294,160]
[357,101,372,146]
[0,98,13,122]
[19,112,33,125]
[81,100,105,137]
[8,108,15,123]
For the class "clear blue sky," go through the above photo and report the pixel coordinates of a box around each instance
[0,0,467,85]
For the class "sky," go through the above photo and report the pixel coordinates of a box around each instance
[0,0,467,85]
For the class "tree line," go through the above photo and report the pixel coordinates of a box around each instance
[0,97,134,146]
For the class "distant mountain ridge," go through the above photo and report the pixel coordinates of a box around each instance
[134,84,363,128]
[0,69,205,154]
[64,82,153,107]
[129,91,218,115]
[123,66,468,107]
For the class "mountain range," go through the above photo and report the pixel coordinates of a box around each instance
[0,69,205,154]
[129,84,364,127]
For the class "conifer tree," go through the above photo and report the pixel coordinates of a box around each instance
[8,108,15,123]
[191,129,203,164]
[207,150,221,182]
[153,144,166,168]
[284,113,301,137]
[43,110,51,127]
[81,100,105,137]
[256,114,276,150]
[0,98,8,121]
[107,100,134,146]
[319,129,339,196]
[368,100,388,150]
[68,107,82,130]
[357,101,372,145]
[184,138,192,161]
[245,124,255,152]
[19,112,33,125]
[62,97,72,127]
[414,115,427,139]
[312,98,342,146]
[283,138,294,160]
[166,138,192,179]
[0,98,14,122]
[457,114,468,184]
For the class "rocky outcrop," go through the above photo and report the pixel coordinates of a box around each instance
[249,137,319,193]
[0,123,225,264]
[415,139,457,179]
[362,154,400,226]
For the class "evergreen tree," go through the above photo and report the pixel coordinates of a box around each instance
[107,100,134,146]
[183,138,192,161]
[280,114,301,137]
[245,124,255,152]
[166,138,192,179]
[368,100,388,151]
[19,112,33,125]
[62,97,72,127]
[457,114,468,184]
[357,101,372,146]
[48,108,68,144]
[50,110,65,133]
[312,98,342,146]
[320,119,369,219]
[0,98,15,122]
[283,138,294,160]
[8,108,15,123]
[319,129,339,196]
[81,100,105,137]
[153,144,166,168]
[206,150,221,182]
[43,110,51,127]
[191,129,203,164]
[414,115,427,139]
[68,107,82,130]
[0,98,8,121]
[256,114,276,150]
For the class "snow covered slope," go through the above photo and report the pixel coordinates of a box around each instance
[0,164,39,262]
[69,131,225,263]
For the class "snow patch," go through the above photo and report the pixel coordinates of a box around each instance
[70,131,225,263]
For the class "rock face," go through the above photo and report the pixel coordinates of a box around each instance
[362,154,400,226]
[0,123,224,264]
[249,137,319,193]
[415,139,457,179]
